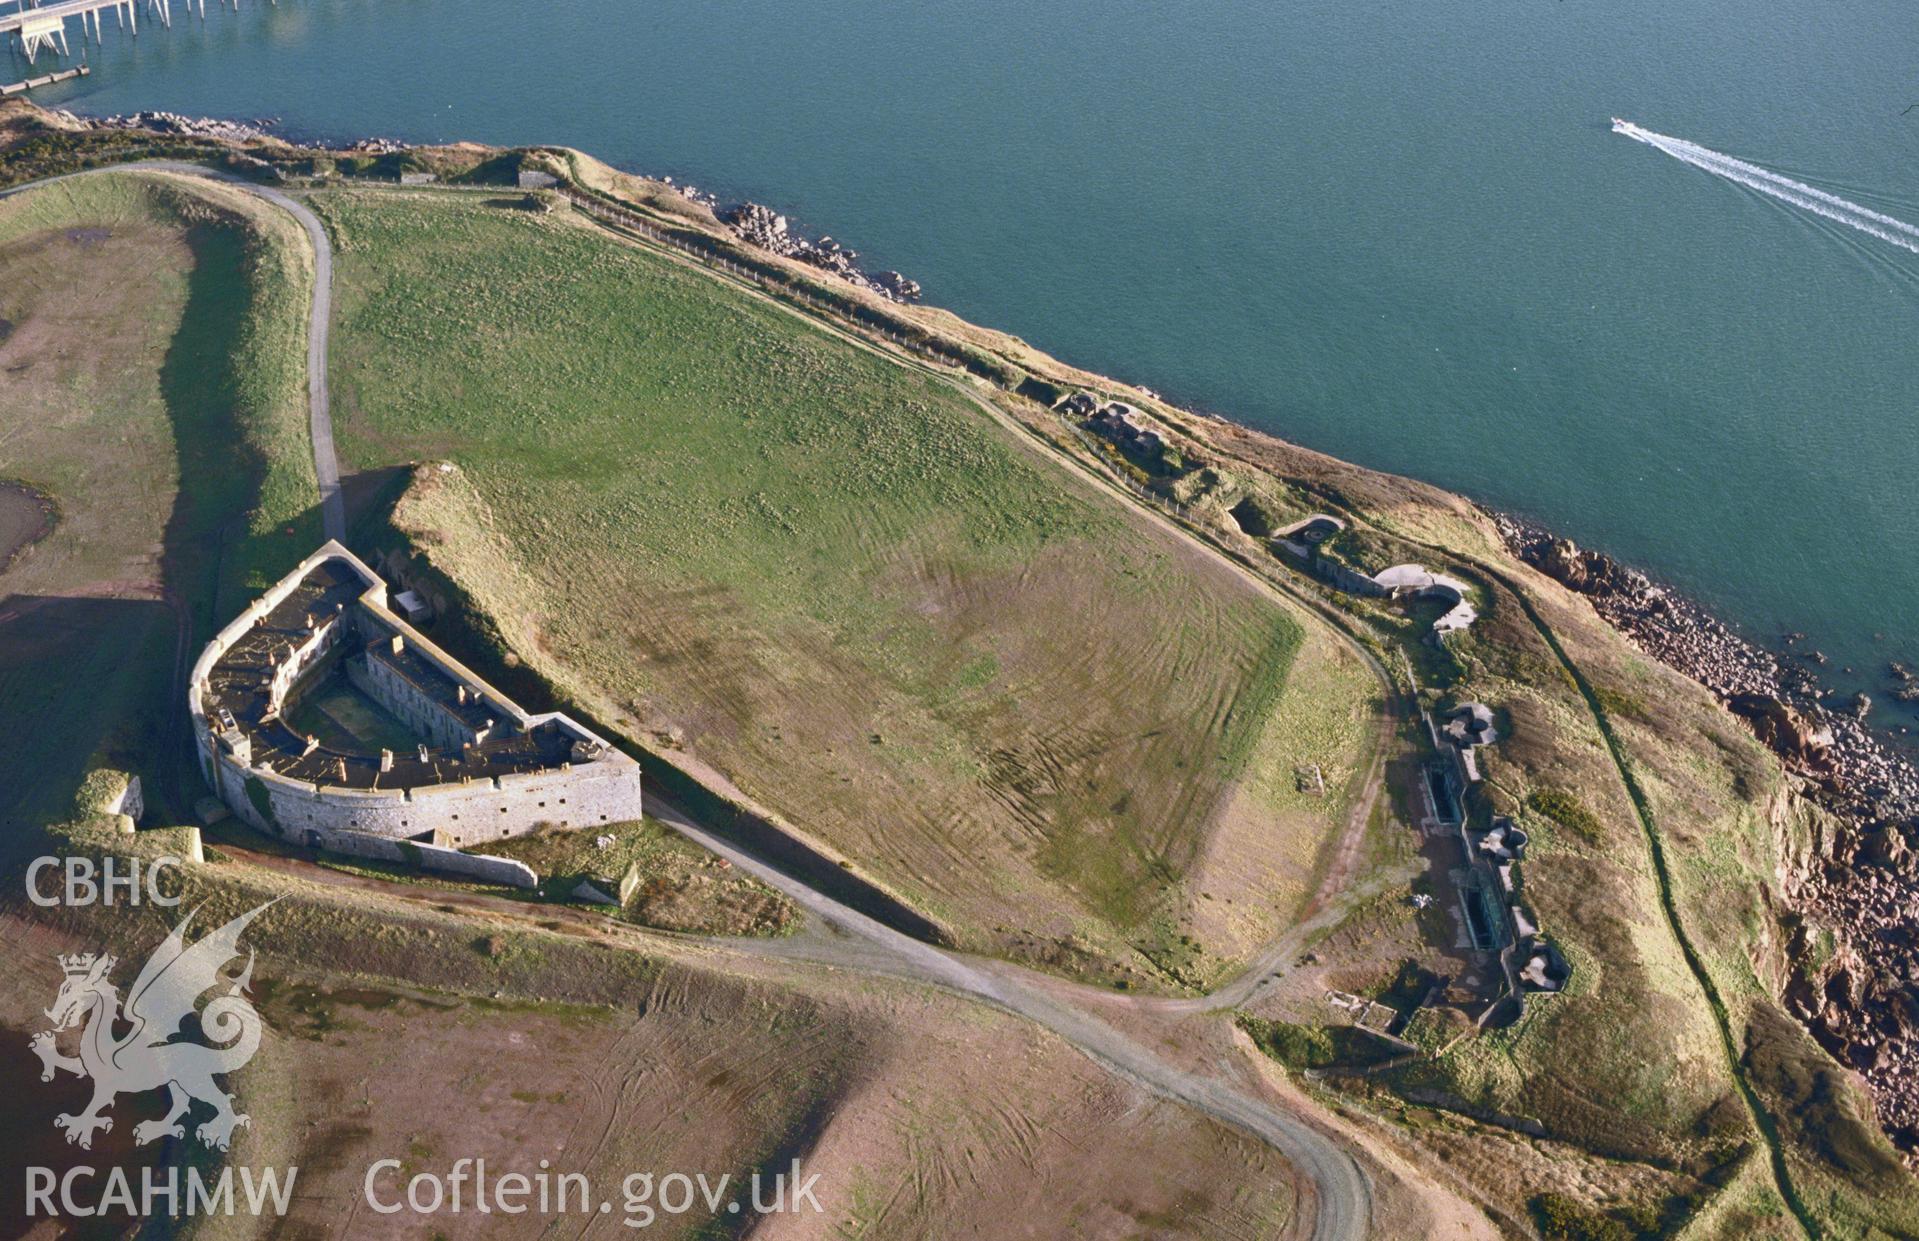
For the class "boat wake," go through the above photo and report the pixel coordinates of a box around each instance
[1612,118,1919,255]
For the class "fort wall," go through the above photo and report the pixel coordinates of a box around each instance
[190,541,644,860]
[188,543,376,790]
[211,749,643,847]
[303,825,539,889]
[266,614,345,715]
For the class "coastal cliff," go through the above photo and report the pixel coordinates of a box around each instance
[3,99,1912,1225]
[1500,515,1919,1153]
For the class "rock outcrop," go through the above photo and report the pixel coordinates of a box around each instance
[720,202,921,302]
[59,108,417,152]
[1729,693,1838,777]
[1496,513,1918,819]
[65,109,280,143]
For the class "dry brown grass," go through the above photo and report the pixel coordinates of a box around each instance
[0,171,317,831]
[0,882,1294,1239]
[0,183,193,603]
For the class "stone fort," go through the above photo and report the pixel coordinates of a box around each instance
[189,541,643,862]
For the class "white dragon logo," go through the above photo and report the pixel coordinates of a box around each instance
[30,902,272,1152]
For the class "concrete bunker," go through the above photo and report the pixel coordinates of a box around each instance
[1373,564,1478,637]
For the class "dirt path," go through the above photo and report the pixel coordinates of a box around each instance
[227,172,344,541]
[208,790,1376,1240]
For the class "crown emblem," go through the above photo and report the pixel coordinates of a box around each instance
[58,953,107,977]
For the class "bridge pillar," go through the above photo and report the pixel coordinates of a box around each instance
[17,12,68,60]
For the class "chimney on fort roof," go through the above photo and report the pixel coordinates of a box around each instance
[302,734,320,758]
[380,748,394,773]
[336,758,348,782]
[417,744,430,763]
[456,685,468,705]
[389,634,404,655]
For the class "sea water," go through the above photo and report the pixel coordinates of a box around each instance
[21,0,1919,714]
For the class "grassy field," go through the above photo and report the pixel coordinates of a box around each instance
[318,187,1371,984]
[301,165,1917,1230]
[5,134,1902,1237]
[0,171,318,834]
[1184,624,1383,977]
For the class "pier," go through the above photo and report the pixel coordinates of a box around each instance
[1,60,85,93]
[2,0,257,65]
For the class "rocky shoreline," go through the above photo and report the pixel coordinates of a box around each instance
[1492,511,1918,818]
[60,108,414,153]
[57,111,926,304]
[718,201,922,303]
[1494,510,1919,1154]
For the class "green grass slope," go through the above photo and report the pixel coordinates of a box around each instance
[317,188,1368,984]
